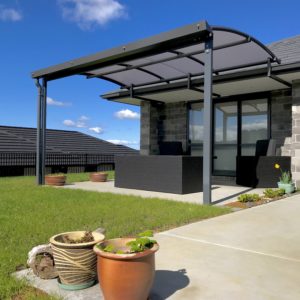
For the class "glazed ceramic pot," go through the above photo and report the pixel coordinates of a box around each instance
[45,175,66,186]
[50,231,105,290]
[278,182,295,194]
[94,238,159,300]
[90,172,108,182]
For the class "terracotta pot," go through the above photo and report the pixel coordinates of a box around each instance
[94,238,159,300]
[90,172,108,182]
[50,231,105,289]
[45,175,66,186]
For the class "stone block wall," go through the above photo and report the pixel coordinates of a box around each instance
[290,80,300,186]
[271,89,292,155]
[273,80,300,186]
[140,101,188,155]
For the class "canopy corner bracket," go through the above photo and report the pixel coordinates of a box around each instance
[267,59,291,88]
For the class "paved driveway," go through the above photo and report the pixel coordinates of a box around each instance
[151,195,300,299]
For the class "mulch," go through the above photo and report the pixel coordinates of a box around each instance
[224,195,288,209]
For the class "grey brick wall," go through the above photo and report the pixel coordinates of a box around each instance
[140,101,188,155]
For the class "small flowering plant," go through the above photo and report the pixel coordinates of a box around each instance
[274,163,292,184]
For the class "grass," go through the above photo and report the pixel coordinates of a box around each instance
[0,174,231,299]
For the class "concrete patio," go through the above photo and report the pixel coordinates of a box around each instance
[16,194,300,299]
[62,180,265,205]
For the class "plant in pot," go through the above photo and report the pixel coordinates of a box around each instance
[93,230,159,300]
[90,172,108,182]
[45,173,66,186]
[275,163,295,193]
[50,230,105,290]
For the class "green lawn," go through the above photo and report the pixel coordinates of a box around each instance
[0,174,231,299]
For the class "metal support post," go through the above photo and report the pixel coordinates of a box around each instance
[41,78,47,184]
[35,79,42,185]
[203,33,213,205]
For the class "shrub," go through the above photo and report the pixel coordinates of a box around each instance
[263,188,285,198]
[238,193,261,203]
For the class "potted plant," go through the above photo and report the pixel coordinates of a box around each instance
[45,173,66,186]
[50,231,105,290]
[93,230,159,300]
[90,172,108,182]
[275,163,295,193]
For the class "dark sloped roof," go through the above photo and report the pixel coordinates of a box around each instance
[268,35,300,65]
[0,125,138,155]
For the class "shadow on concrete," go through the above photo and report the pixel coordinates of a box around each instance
[150,269,189,300]
[212,187,255,205]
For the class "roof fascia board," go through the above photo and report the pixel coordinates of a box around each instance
[32,20,210,81]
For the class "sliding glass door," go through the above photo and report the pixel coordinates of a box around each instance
[189,96,269,176]
[241,99,268,155]
[214,102,238,176]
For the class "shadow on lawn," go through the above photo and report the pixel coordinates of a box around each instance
[150,269,189,299]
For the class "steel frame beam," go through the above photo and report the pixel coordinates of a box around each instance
[267,59,292,88]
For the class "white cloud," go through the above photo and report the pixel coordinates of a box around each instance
[63,115,90,128]
[0,6,22,22]
[242,120,267,131]
[114,109,140,120]
[47,97,71,107]
[107,139,138,146]
[58,0,126,30]
[89,127,103,134]
[79,115,89,121]
[190,120,267,143]
[77,115,90,127]
[63,119,76,126]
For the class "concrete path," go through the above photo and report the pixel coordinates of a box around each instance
[152,195,300,299]
[16,195,300,299]
[62,180,265,205]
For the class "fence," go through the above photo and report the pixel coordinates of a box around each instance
[0,152,115,176]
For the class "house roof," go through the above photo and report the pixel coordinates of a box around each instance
[0,125,138,155]
[268,35,300,65]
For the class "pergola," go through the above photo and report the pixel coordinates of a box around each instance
[32,20,282,204]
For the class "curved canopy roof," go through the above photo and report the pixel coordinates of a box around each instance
[32,20,279,90]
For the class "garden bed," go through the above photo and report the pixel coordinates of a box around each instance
[224,190,299,210]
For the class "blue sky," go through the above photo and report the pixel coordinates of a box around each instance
[1,0,300,149]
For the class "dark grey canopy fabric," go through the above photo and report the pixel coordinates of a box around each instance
[32,22,278,90]
[84,27,278,88]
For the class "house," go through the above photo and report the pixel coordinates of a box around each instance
[0,125,138,176]
[31,20,300,203]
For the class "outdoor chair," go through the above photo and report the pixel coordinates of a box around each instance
[236,139,291,188]
[159,141,183,155]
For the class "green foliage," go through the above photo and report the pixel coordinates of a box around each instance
[263,188,285,198]
[238,193,261,203]
[279,171,292,184]
[138,230,153,237]
[0,174,230,299]
[126,231,157,253]
[103,244,115,253]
